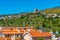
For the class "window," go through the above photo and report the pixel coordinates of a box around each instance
[15,34,20,37]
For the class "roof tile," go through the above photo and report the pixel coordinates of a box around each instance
[29,30,51,37]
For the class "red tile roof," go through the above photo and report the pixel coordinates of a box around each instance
[29,30,51,37]
[0,30,2,34]
[2,29,26,34]
[1,28,51,38]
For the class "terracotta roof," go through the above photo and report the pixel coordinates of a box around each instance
[29,30,51,37]
[2,28,51,38]
[2,29,26,34]
[0,30,2,34]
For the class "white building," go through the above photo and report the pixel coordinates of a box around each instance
[23,29,52,40]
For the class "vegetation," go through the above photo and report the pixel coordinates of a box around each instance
[40,6,60,14]
[38,38,43,40]
[0,6,60,32]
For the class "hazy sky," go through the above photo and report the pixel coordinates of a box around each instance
[0,0,60,15]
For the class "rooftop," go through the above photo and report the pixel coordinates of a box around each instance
[0,27,51,38]
[2,29,26,34]
[29,29,51,37]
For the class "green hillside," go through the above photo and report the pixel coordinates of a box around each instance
[0,6,60,32]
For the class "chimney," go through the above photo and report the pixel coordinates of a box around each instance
[49,29,53,35]
[39,29,42,32]
[27,29,31,32]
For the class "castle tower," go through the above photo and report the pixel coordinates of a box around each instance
[34,8,38,14]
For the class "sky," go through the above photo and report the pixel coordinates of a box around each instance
[0,0,60,15]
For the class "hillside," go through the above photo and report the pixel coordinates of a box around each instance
[40,6,60,14]
[0,6,60,32]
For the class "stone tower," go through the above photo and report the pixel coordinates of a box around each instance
[34,8,38,14]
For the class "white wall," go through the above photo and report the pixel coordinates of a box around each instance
[10,35,15,40]
[52,38,58,40]
[24,34,33,40]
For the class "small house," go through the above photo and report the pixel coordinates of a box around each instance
[23,29,52,40]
